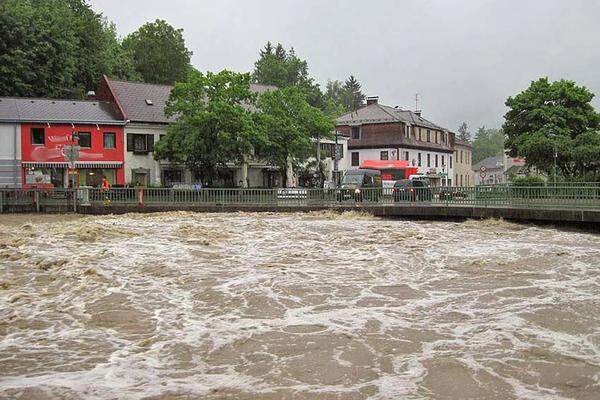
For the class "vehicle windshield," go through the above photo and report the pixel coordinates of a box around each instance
[342,174,364,185]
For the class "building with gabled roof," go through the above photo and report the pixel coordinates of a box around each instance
[336,96,455,186]
[0,97,126,188]
[96,75,279,187]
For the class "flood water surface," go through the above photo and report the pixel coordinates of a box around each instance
[0,212,599,399]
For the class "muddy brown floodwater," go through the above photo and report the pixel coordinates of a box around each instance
[0,211,599,399]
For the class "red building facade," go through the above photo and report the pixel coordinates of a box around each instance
[21,122,125,188]
[0,97,126,188]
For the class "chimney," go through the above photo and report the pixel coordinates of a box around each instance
[86,90,96,100]
[366,96,379,105]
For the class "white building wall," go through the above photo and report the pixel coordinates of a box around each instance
[124,123,167,185]
[347,147,455,185]
[0,122,21,188]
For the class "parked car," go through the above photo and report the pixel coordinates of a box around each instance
[393,179,433,202]
[439,189,468,201]
[338,169,382,202]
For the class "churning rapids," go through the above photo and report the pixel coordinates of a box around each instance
[0,212,599,400]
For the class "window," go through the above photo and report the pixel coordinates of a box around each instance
[418,153,422,167]
[78,132,91,148]
[163,169,183,187]
[442,155,445,168]
[426,130,431,142]
[460,175,463,186]
[31,128,45,145]
[435,132,439,144]
[419,128,422,141]
[460,150,463,164]
[134,135,146,152]
[351,151,359,166]
[351,126,361,139]
[435,154,439,168]
[127,134,154,154]
[450,155,453,168]
[404,151,410,161]
[380,151,389,160]
[103,132,116,149]
[427,154,431,167]
[405,125,410,138]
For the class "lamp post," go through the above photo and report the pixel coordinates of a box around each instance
[548,131,558,186]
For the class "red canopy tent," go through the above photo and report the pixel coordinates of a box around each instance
[360,160,410,170]
[359,160,418,180]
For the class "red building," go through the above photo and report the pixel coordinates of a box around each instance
[0,97,126,188]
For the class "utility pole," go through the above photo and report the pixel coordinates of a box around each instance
[334,131,340,188]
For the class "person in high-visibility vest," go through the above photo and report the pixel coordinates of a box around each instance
[101,176,111,191]
[101,176,111,205]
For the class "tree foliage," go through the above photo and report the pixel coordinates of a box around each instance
[457,122,471,143]
[503,77,600,178]
[122,19,192,85]
[153,70,262,184]
[255,87,335,185]
[0,0,138,98]
[472,126,505,164]
[324,76,366,114]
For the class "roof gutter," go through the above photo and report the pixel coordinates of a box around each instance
[0,118,128,125]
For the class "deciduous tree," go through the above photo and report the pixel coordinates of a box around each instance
[503,77,600,178]
[255,87,334,186]
[153,70,262,185]
[123,19,192,85]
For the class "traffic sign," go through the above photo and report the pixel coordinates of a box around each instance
[480,172,486,179]
[480,165,487,173]
[62,145,80,168]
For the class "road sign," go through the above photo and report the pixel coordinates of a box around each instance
[480,165,487,173]
[480,172,486,179]
[62,145,80,168]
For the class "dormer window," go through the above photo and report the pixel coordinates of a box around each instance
[145,99,154,106]
[351,126,361,139]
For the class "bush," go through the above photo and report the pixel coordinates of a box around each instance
[511,175,545,187]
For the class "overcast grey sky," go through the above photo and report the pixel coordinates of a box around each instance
[90,0,600,132]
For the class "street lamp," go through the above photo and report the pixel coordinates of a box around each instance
[548,131,558,186]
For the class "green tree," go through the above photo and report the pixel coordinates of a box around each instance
[0,0,137,98]
[255,87,335,186]
[342,75,365,111]
[123,19,192,85]
[472,126,505,164]
[323,76,366,114]
[457,122,471,143]
[252,42,324,108]
[153,70,263,185]
[503,77,600,178]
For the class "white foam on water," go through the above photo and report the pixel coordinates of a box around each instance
[0,213,599,399]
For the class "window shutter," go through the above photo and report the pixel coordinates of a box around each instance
[127,134,133,152]
[147,135,154,152]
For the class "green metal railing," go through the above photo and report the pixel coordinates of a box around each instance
[1,186,600,213]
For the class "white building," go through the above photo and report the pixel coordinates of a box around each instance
[0,121,21,188]
[336,97,455,186]
[96,75,280,187]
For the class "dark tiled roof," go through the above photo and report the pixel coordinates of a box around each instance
[106,79,175,124]
[455,139,473,147]
[336,103,447,131]
[473,155,504,171]
[106,78,277,124]
[0,97,123,124]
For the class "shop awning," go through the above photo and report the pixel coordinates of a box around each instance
[22,161,123,169]
[360,160,410,170]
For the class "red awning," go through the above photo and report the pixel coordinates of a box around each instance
[360,160,410,170]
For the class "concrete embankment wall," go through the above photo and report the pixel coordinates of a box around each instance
[70,203,600,225]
